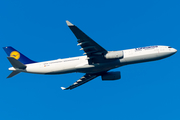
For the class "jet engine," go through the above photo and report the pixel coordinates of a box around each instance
[101,71,121,80]
[104,51,123,59]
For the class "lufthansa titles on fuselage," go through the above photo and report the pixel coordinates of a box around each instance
[135,46,158,51]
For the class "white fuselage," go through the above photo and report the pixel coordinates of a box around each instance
[9,45,177,75]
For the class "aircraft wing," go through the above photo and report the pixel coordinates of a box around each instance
[61,74,98,90]
[66,20,108,64]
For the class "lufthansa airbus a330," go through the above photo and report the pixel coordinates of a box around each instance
[3,21,177,90]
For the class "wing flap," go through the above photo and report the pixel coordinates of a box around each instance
[61,74,98,90]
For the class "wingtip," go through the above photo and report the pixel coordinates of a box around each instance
[61,87,66,90]
[66,20,74,26]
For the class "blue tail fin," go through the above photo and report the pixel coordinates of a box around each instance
[3,46,36,64]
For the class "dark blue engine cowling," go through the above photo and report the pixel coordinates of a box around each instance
[101,71,121,80]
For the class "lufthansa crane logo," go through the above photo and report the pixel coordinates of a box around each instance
[10,51,20,60]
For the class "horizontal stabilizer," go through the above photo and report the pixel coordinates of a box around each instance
[7,71,20,78]
[7,57,26,69]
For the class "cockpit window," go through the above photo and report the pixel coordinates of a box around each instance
[168,46,172,48]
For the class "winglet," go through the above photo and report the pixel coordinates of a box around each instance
[66,20,74,26]
[61,87,67,90]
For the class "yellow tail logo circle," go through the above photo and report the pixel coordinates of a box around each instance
[10,51,20,60]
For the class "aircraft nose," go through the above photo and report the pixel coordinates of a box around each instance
[170,48,177,54]
[172,48,177,53]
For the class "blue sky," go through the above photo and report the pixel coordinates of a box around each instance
[0,0,180,120]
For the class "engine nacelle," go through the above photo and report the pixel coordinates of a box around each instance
[101,71,121,80]
[104,51,123,59]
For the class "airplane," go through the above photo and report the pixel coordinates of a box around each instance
[3,20,177,90]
